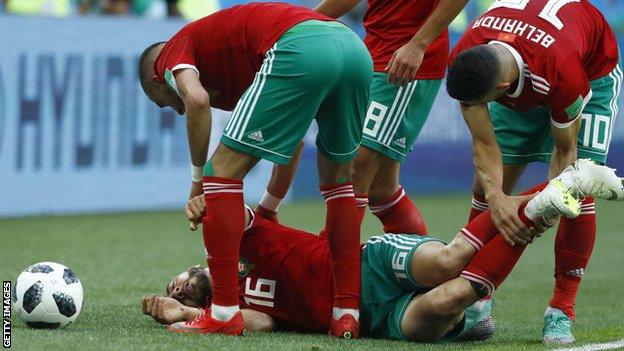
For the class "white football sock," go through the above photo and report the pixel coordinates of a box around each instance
[332,307,359,321]
[211,304,239,321]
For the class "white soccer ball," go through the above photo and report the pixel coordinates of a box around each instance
[13,262,84,328]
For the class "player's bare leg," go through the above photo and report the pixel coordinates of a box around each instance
[400,179,583,342]
[255,142,305,222]
[400,277,479,342]
[318,153,361,338]
[353,146,427,234]
[169,144,259,335]
[469,164,527,221]
[543,159,624,344]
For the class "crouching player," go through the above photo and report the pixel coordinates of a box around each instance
[142,162,624,341]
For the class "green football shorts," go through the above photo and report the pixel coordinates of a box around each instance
[361,73,442,162]
[221,20,373,165]
[360,233,443,340]
[360,233,493,342]
[490,58,622,165]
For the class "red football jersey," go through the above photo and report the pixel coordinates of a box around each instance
[449,0,618,127]
[237,214,333,332]
[363,0,449,78]
[154,3,333,111]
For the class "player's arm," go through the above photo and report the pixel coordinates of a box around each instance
[176,69,212,200]
[141,296,276,332]
[549,118,581,179]
[548,72,587,179]
[142,295,203,324]
[461,103,534,246]
[256,142,304,221]
[314,0,361,19]
[387,0,469,85]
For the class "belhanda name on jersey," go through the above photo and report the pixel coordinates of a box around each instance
[472,16,555,49]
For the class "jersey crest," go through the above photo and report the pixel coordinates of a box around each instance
[238,257,256,278]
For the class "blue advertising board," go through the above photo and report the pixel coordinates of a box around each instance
[0,14,622,216]
[0,15,273,217]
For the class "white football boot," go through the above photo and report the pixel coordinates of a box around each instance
[524,179,581,223]
[555,159,624,201]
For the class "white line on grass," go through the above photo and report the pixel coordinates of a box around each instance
[555,339,624,351]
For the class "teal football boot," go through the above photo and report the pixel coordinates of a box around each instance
[542,307,575,344]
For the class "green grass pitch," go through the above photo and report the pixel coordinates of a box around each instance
[1,195,623,350]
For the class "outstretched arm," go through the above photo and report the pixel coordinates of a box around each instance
[387,0,469,85]
[176,69,212,200]
[461,103,534,246]
[142,295,275,332]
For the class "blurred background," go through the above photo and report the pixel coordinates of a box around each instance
[0,0,622,217]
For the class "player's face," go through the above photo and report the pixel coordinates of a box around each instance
[165,266,212,307]
[146,83,186,116]
[462,86,508,106]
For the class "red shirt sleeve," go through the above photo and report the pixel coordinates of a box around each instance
[154,35,198,88]
[548,58,591,128]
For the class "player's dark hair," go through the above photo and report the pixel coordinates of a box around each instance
[446,45,501,102]
[138,41,167,91]
[187,266,212,307]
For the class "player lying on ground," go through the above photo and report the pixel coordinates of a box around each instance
[138,2,373,337]
[143,162,623,341]
[446,0,622,343]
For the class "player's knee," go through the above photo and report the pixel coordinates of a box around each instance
[353,150,374,178]
[317,152,352,185]
[426,287,470,318]
[433,247,465,282]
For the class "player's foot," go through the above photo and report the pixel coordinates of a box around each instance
[329,314,359,339]
[542,307,575,344]
[556,159,624,201]
[457,298,495,342]
[167,308,246,336]
[525,179,581,222]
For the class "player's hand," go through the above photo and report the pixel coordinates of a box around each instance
[185,195,206,231]
[187,182,204,230]
[189,181,203,200]
[489,193,537,246]
[386,41,426,85]
[142,295,193,325]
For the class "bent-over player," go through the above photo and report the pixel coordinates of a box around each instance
[446,0,621,343]
[138,2,372,337]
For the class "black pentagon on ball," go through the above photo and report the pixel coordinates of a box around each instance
[25,321,61,329]
[52,291,77,317]
[22,281,44,313]
[63,269,79,285]
[26,264,54,274]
